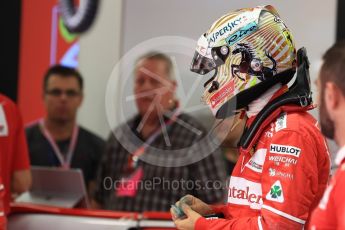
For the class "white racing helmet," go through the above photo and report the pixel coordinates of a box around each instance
[191,5,297,118]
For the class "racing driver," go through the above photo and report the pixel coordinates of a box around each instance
[171,5,330,230]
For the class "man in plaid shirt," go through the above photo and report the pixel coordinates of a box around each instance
[92,52,227,212]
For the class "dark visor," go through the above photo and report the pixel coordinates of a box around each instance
[190,51,217,75]
[190,35,229,76]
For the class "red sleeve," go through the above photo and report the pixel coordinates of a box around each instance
[11,105,30,171]
[332,169,345,228]
[195,129,325,230]
[311,166,345,229]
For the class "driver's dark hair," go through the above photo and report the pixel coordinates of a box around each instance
[320,41,345,95]
[43,64,83,91]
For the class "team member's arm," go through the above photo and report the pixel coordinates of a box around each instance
[174,130,324,229]
[310,163,345,229]
[12,170,31,194]
[11,105,31,194]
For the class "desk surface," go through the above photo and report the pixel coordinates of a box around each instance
[9,203,175,230]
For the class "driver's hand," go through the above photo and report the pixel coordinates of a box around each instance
[175,195,214,217]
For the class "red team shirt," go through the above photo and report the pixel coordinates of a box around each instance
[0,94,30,214]
[310,146,345,229]
[195,105,330,229]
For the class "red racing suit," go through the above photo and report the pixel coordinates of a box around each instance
[309,146,345,229]
[195,104,330,229]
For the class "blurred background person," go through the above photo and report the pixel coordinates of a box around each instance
[92,52,227,211]
[25,65,105,196]
[310,41,345,229]
[0,93,31,228]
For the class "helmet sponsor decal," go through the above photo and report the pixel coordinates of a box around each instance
[231,43,277,82]
[210,80,234,109]
[207,11,260,46]
[225,21,258,46]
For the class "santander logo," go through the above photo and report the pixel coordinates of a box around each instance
[228,176,263,209]
[210,80,234,109]
[229,186,262,203]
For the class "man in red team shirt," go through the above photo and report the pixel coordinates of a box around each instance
[0,94,31,227]
[309,42,345,229]
[171,5,330,230]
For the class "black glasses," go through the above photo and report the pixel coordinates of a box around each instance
[45,89,81,97]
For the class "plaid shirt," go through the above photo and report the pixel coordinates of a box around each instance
[93,113,227,212]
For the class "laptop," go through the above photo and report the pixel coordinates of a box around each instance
[15,166,89,208]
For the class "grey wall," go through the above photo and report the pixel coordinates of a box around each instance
[78,0,122,139]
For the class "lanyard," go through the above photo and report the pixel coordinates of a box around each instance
[126,107,181,171]
[39,119,79,169]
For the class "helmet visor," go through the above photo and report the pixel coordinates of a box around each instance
[190,34,217,75]
[190,51,217,75]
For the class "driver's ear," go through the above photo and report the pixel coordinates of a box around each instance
[324,82,339,113]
